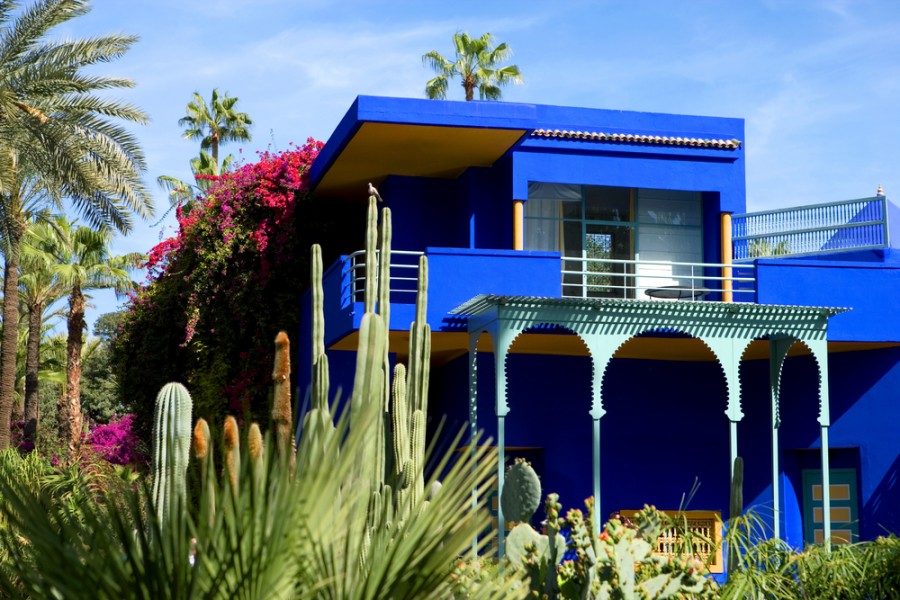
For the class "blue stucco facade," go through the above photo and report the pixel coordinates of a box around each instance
[302,95,899,551]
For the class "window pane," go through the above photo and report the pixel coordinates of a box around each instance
[585,186,631,222]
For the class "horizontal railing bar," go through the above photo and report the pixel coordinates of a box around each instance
[346,249,425,259]
[731,196,884,220]
[733,219,885,240]
[562,256,756,270]
[560,270,756,283]
[733,244,888,263]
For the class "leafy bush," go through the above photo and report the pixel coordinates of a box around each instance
[112,141,339,447]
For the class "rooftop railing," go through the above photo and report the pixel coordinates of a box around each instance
[561,256,756,301]
[732,196,889,262]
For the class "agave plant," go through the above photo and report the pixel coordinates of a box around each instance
[0,335,525,599]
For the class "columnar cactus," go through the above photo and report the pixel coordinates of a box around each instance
[302,245,336,465]
[151,382,193,524]
[405,255,430,503]
[272,331,295,469]
[310,244,330,412]
[307,185,433,531]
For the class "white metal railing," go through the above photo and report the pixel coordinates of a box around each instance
[347,249,424,303]
[561,256,756,301]
[732,196,889,261]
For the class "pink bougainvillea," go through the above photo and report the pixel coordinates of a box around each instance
[86,414,142,465]
[115,139,325,441]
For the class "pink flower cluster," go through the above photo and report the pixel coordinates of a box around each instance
[85,414,142,465]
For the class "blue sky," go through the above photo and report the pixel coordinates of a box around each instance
[58,0,900,328]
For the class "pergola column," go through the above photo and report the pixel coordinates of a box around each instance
[583,335,627,539]
[705,337,747,488]
[467,332,480,557]
[807,338,833,549]
[768,336,793,539]
[491,322,521,559]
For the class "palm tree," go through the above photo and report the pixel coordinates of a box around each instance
[39,217,142,457]
[19,220,67,447]
[423,32,523,101]
[178,89,252,168]
[157,150,234,208]
[0,0,153,449]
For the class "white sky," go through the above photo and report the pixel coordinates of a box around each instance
[54,0,900,328]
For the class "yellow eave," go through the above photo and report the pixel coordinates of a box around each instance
[315,122,527,198]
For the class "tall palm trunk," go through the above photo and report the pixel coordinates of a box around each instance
[61,284,85,457]
[463,77,475,101]
[0,214,25,449]
[211,131,219,167]
[23,300,43,448]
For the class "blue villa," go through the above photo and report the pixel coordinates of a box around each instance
[299,95,900,565]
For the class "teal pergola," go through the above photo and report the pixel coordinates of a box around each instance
[450,295,848,557]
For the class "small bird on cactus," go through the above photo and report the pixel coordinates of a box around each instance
[368,182,383,203]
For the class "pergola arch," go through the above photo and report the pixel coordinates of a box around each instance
[454,295,847,556]
[599,328,728,418]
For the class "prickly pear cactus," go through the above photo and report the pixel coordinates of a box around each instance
[506,493,566,600]
[151,382,193,525]
[558,504,717,600]
[501,458,542,524]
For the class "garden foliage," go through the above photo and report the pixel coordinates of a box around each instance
[113,140,329,445]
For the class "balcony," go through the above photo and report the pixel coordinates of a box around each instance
[560,256,755,301]
[732,196,889,261]
[339,249,756,321]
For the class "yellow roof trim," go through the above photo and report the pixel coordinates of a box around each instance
[316,122,527,198]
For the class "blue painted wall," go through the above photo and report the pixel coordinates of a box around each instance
[381,175,469,251]
[427,345,900,543]
[756,258,900,342]
[432,349,732,520]
[737,347,900,545]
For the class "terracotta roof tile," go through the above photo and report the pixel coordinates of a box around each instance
[531,129,742,150]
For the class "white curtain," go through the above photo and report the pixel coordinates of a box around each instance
[525,182,580,251]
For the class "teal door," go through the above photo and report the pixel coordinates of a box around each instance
[801,468,858,545]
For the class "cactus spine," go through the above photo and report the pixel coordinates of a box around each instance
[151,382,193,524]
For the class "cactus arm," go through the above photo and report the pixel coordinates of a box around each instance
[350,313,386,485]
[377,207,392,331]
[364,197,377,314]
[407,256,430,414]
[391,363,410,487]
[311,244,330,412]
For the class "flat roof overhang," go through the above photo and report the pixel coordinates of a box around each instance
[310,95,746,200]
[311,96,535,199]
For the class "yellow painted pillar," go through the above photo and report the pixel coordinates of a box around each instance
[513,200,525,250]
[721,212,733,303]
